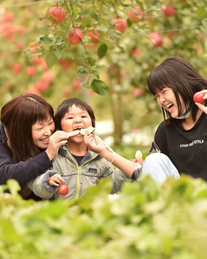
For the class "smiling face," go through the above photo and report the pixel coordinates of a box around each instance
[32,117,55,149]
[155,87,185,118]
[61,104,92,143]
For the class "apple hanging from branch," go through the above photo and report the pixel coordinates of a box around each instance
[48,6,66,24]
[128,6,146,23]
[66,28,83,44]
[111,18,127,33]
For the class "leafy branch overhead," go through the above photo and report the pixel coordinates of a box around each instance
[28,0,153,95]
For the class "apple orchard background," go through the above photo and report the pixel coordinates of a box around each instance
[0,0,207,152]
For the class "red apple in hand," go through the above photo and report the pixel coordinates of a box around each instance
[150,32,163,47]
[193,92,205,103]
[58,185,69,195]
[48,6,66,24]
[67,28,83,44]
[111,18,127,33]
[128,6,146,23]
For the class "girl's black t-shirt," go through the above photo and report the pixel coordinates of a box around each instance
[151,112,207,181]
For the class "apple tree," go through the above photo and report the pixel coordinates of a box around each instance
[1,0,207,144]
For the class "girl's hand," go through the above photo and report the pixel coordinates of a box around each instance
[84,132,110,154]
[48,173,65,186]
[133,158,144,165]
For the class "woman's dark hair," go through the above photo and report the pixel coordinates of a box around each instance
[55,98,95,130]
[1,94,54,163]
[147,56,207,121]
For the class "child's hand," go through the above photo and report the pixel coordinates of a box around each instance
[48,173,65,186]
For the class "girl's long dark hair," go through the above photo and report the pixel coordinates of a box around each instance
[1,94,54,163]
[148,56,207,121]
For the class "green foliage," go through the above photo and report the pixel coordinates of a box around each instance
[0,177,207,258]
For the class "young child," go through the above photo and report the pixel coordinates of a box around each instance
[28,98,116,200]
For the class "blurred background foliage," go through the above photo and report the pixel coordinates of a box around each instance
[0,0,207,155]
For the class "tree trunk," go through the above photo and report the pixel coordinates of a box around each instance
[108,63,124,145]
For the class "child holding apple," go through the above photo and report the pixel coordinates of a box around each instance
[28,98,126,200]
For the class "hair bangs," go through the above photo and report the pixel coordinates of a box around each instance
[148,66,171,95]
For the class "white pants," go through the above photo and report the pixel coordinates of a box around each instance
[142,153,180,186]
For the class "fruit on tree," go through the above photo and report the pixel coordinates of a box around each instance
[87,27,100,42]
[34,81,50,92]
[58,185,69,195]
[12,63,22,73]
[26,66,36,76]
[150,32,163,47]
[48,6,66,23]
[67,28,83,44]
[111,18,127,33]
[42,70,53,83]
[162,5,175,17]
[128,7,146,23]
[193,92,205,103]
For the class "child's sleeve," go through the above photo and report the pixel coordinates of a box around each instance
[28,170,60,199]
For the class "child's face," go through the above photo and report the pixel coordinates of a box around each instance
[61,104,92,138]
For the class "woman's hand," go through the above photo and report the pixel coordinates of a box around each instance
[48,173,65,186]
[46,131,69,160]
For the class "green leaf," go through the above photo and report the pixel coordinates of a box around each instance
[39,36,53,45]
[45,53,58,68]
[81,80,90,89]
[88,71,99,79]
[91,79,109,95]
[97,44,107,59]
[196,8,207,19]
[54,50,63,60]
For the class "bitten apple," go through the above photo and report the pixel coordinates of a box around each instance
[111,18,127,33]
[67,28,83,44]
[48,6,66,24]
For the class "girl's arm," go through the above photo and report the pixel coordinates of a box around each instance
[84,134,138,178]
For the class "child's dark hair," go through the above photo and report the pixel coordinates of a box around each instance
[55,98,95,130]
[148,56,207,121]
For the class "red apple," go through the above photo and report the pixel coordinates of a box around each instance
[87,27,100,42]
[67,28,83,44]
[72,79,82,91]
[150,32,163,47]
[111,18,127,33]
[42,70,53,83]
[48,6,66,23]
[34,81,50,92]
[26,66,36,76]
[162,5,175,17]
[12,63,22,73]
[128,6,146,23]
[58,185,69,195]
[193,92,205,103]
